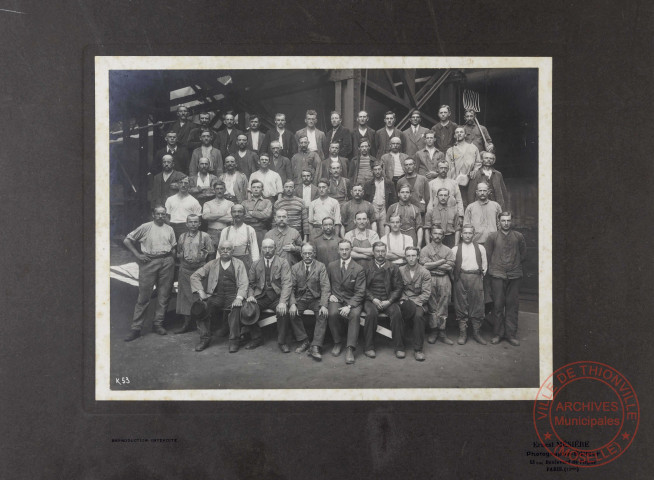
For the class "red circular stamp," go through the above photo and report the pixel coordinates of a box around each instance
[533,361,639,467]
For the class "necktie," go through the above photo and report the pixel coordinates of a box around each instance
[306,265,310,277]
[341,261,346,278]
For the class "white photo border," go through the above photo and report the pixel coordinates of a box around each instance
[95,56,552,401]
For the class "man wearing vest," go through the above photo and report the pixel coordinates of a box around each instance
[245,239,292,352]
[173,214,214,335]
[362,242,404,359]
[385,184,424,247]
[290,243,331,361]
[326,240,366,365]
[190,240,249,353]
[220,204,259,272]
[451,225,488,345]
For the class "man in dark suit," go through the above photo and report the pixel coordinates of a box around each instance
[294,168,319,207]
[152,131,190,175]
[363,161,397,237]
[245,238,292,352]
[352,110,377,158]
[362,242,404,358]
[245,114,269,155]
[375,111,405,156]
[326,239,366,365]
[150,155,185,208]
[215,111,243,161]
[188,112,220,151]
[324,111,352,160]
[268,112,298,159]
[289,243,331,360]
[163,105,198,150]
[402,109,430,159]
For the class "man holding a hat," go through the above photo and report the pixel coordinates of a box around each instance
[245,238,292,352]
[190,240,249,353]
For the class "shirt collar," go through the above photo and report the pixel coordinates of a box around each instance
[341,258,351,269]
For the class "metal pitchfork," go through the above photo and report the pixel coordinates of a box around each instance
[463,89,491,152]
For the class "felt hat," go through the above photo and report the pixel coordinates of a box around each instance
[239,301,260,326]
[190,299,209,322]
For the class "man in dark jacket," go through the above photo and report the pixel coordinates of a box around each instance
[150,155,185,209]
[152,131,191,175]
[362,242,404,359]
[245,238,292,352]
[485,212,527,347]
[326,240,366,365]
[363,162,397,237]
[289,243,331,361]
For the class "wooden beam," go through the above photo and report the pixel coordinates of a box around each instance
[397,70,451,128]
[334,80,342,112]
[416,71,441,99]
[365,78,412,110]
[384,70,400,98]
[342,78,355,130]
[402,70,417,108]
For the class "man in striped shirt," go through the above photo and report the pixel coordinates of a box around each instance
[273,180,309,242]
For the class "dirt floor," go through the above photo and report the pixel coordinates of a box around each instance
[108,267,540,391]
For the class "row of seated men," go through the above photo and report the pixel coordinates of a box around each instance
[122,201,526,364]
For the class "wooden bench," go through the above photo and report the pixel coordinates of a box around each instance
[257,309,393,339]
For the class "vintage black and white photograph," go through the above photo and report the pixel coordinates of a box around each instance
[96,57,551,400]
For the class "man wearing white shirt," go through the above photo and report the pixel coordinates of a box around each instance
[344,211,380,269]
[189,157,219,206]
[249,154,283,201]
[219,204,259,271]
[428,160,464,221]
[451,225,488,345]
[295,168,318,208]
[268,113,298,159]
[381,215,414,266]
[246,114,269,155]
[164,177,202,241]
[308,179,342,240]
[201,180,234,249]
[295,109,327,161]
[219,156,249,203]
[381,137,410,187]
[446,127,482,208]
